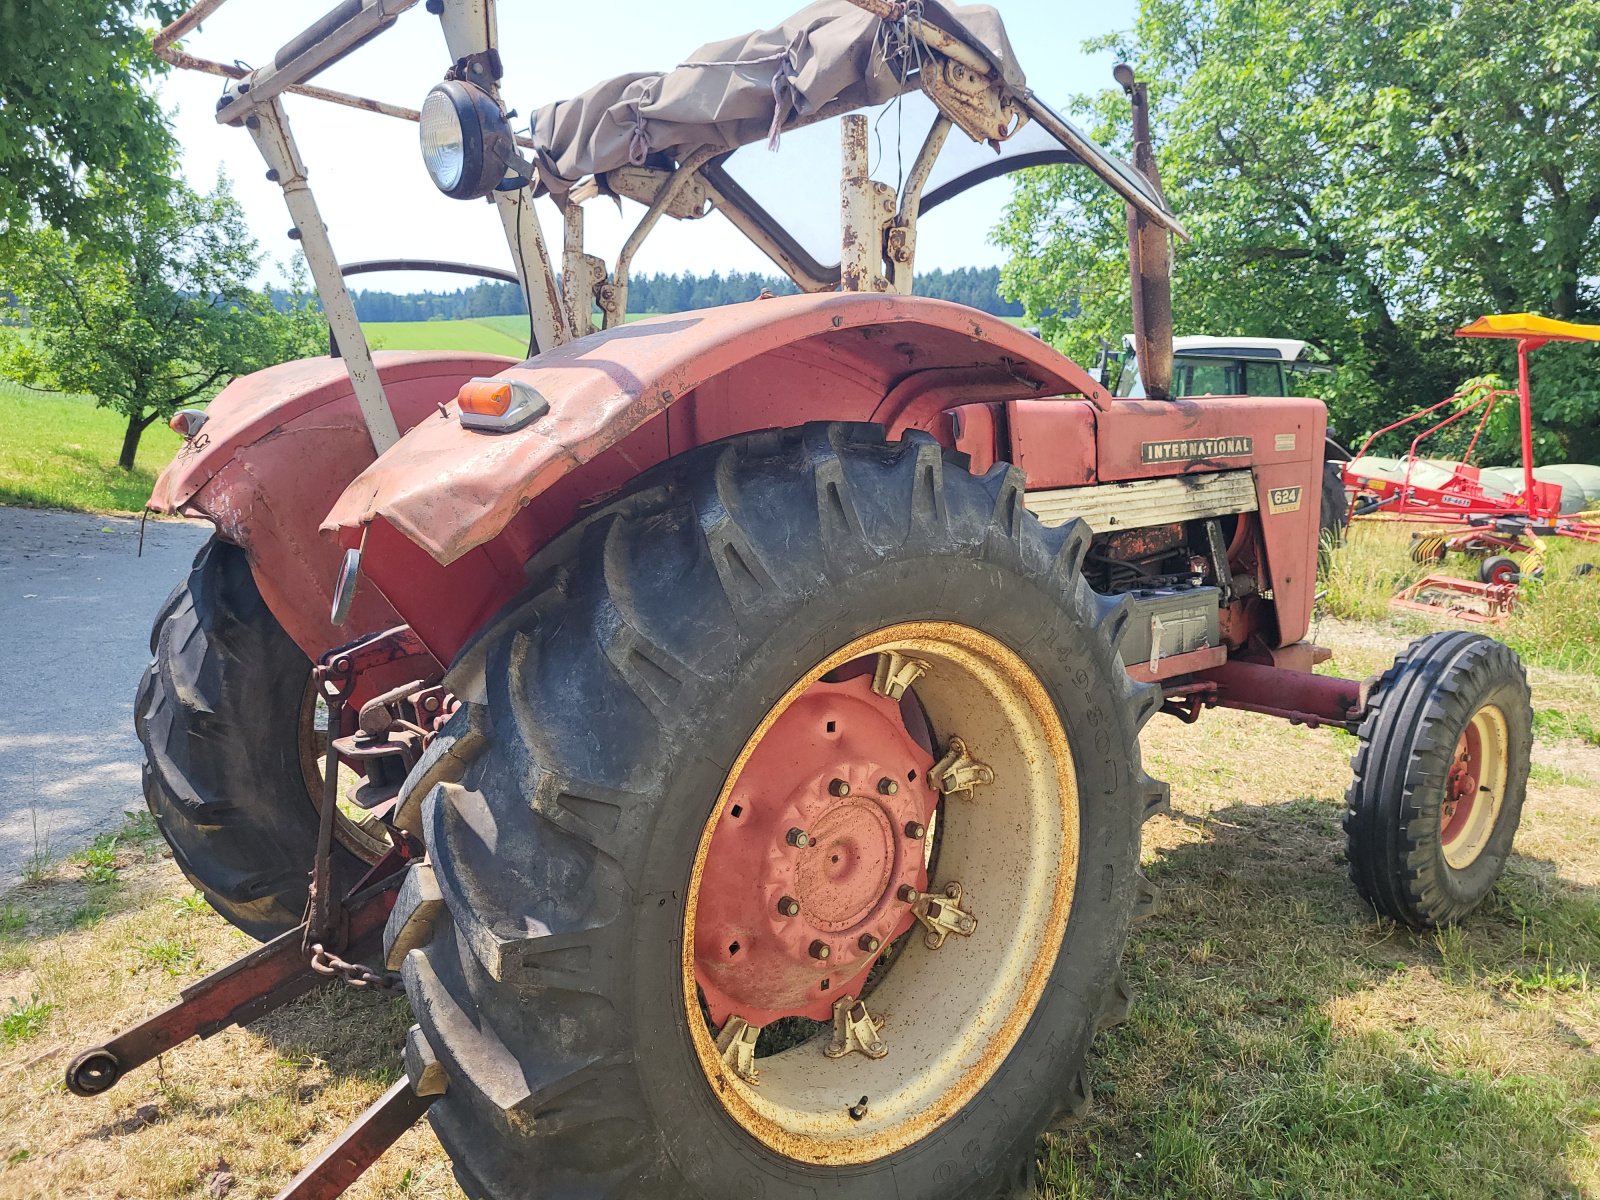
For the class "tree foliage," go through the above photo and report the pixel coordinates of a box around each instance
[996,0,1600,463]
[0,0,179,241]
[0,179,325,469]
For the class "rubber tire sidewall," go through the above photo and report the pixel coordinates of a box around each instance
[414,427,1151,1200]
[137,536,365,940]
[621,556,1140,1197]
[1345,631,1531,928]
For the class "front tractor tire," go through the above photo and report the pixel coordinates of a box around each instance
[394,425,1166,1200]
[136,538,375,940]
[1344,631,1532,929]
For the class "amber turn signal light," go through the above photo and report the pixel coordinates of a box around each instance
[456,377,548,432]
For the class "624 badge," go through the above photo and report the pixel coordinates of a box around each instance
[1267,485,1303,514]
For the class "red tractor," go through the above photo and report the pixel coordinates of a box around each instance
[69,2,1532,1196]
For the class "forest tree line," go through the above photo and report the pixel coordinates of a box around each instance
[333,266,1024,323]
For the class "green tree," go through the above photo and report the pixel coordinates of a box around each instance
[997,0,1600,461]
[0,0,180,241]
[1,178,325,469]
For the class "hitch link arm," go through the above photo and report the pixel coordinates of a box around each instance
[64,876,402,1098]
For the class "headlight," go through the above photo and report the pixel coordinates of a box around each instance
[419,80,513,200]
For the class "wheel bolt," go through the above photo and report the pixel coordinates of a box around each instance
[828,778,851,798]
[786,828,811,848]
[904,820,926,839]
[809,940,832,960]
[777,896,801,918]
[897,885,920,904]
[858,934,881,953]
[877,777,899,796]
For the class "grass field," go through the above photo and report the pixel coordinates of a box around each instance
[0,321,534,514]
[363,316,532,357]
[0,382,183,513]
[1,610,1596,1198]
[1321,520,1600,676]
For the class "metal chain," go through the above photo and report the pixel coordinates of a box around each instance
[308,943,404,992]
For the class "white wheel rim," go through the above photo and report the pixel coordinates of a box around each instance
[682,622,1079,1165]
[1441,704,1510,870]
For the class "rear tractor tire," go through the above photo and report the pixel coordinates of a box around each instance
[390,424,1167,1200]
[136,538,379,940]
[1344,631,1532,929]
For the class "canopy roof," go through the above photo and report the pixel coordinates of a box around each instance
[1457,313,1600,343]
[529,0,1019,189]
[527,0,1179,231]
[1126,334,1312,362]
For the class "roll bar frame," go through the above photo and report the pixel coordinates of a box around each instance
[153,0,1181,453]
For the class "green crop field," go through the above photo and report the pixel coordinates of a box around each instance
[362,317,530,357]
[0,382,182,513]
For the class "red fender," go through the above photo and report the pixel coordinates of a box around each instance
[324,293,1107,568]
[147,351,516,663]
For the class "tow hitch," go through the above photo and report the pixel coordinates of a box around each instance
[64,870,404,1099]
[65,625,450,1198]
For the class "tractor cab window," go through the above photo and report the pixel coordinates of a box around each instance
[1178,359,1235,396]
[1246,360,1286,396]
[1117,352,1292,398]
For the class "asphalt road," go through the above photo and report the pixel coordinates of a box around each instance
[0,508,211,888]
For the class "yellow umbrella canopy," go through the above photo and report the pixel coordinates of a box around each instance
[1457,313,1600,342]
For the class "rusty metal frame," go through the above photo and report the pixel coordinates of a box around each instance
[273,1077,438,1200]
[155,0,1186,357]
[242,96,401,452]
[599,147,721,328]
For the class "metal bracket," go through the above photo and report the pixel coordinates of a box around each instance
[840,113,897,293]
[918,56,1026,145]
[872,651,930,701]
[824,995,888,1060]
[929,737,993,796]
[913,881,978,950]
[446,47,502,84]
[715,1016,762,1085]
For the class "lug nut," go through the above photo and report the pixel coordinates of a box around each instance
[858,934,881,953]
[897,885,920,904]
[877,777,899,796]
[828,778,851,798]
[786,828,811,848]
[904,821,926,839]
[809,940,832,960]
[777,896,801,917]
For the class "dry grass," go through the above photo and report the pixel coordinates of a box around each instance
[2,622,1597,1199]
[1319,520,1600,676]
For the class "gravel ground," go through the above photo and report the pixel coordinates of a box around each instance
[0,508,210,887]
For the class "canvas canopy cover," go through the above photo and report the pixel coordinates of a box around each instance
[529,1,1021,190]
[525,0,1175,233]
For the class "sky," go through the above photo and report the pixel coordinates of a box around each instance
[161,0,1140,293]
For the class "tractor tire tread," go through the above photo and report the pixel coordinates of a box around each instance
[1343,631,1531,928]
[136,537,365,940]
[394,423,1156,1200]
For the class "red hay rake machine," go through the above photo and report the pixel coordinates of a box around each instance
[62,2,1539,1196]
[1341,313,1600,623]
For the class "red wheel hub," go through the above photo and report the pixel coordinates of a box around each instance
[694,671,939,1026]
[1441,723,1481,847]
